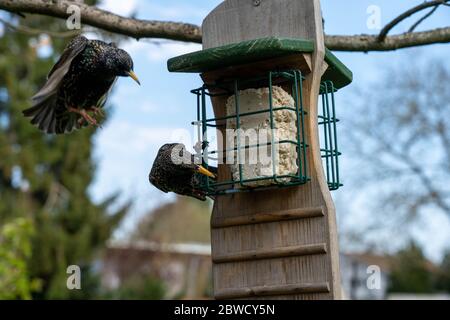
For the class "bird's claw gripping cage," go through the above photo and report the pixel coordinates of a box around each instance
[191,70,342,196]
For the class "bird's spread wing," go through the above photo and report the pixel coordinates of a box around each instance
[46,35,88,79]
[31,35,88,105]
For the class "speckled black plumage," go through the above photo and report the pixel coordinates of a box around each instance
[149,143,216,201]
[23,35,138,134]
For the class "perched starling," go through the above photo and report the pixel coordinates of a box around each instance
[23,35,140,134]
[149,143,216,201]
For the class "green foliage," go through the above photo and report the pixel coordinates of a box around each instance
[45,265,102,300]
[388,241,435,293]
[0,218,41,299]
[435,250,450,293]
[103,276,166,300]
[132,196,212,244]
[0,11,127,299]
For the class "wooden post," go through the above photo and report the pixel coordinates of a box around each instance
[202,0,341,300]
[167,0,352,300]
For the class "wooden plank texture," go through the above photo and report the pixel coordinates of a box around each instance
[215,282,330,299]
[201,0,342,300]
[202,0,319,49]
[212,243,327,263]
[211,206,324,228]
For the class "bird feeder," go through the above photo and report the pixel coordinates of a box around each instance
[168,0,352,299]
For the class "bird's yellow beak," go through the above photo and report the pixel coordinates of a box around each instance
[196,165,216,178]
[127,70,140,85]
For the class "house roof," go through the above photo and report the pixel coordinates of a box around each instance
[343,252,393,272]
[342,252,438,274]
[107,240,212,256]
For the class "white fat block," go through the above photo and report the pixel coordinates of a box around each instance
[225,86,298,187]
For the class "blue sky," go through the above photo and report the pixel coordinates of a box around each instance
[90,0,450,260]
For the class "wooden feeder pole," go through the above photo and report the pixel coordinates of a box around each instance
[204,0,340,300]
[167,0,352,300]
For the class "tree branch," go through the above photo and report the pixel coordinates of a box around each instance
[0,0,449,52]
[408,5,440,33]
[326,28,450,52]
[0,17,81,37]
[378,0,449,41]
[0,0,202,43]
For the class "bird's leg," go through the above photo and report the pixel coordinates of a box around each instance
[87,106,104,118]
[67,107,99,127]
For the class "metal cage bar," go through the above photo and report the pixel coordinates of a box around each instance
[190,70,341,195]
[319,81,342,190]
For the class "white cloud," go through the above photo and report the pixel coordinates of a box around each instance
[120,39,148,56]
[146,42,201,62]
[138,101,161,114]
[99,121,176,153]
[99,0,138,16]
[141,3,208,21]
[120,39,201,62]
[91,120,180,236]
[100,0,208,21]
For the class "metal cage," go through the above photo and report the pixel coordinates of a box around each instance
[191,70,341,195]
[319,81,342,190]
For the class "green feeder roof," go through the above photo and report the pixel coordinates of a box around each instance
[167,37,352,90]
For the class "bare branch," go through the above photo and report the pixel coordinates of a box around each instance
[378,0,449,41]
[0,17,81,37]
[0,0,449,52]
[408,5,440,33]
[0,0,202,43]
[326,28,450,51]
[343,58,450,221]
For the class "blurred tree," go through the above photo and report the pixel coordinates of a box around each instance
[388,241,435,293]
[132,196,212,244]
[341,58,450,250]
[128,196,212,299]
[0,217,41,299]
[436,249,450,293]
[102,275,166,300]
[0,6,127,299]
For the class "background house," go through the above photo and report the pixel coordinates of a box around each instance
[101,241,212,299]
[340,253,391,300]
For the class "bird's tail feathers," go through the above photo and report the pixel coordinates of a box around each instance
[23,97,78,134]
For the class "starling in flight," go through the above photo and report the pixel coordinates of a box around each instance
[23,35,140,134]
[149,143,216,201]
